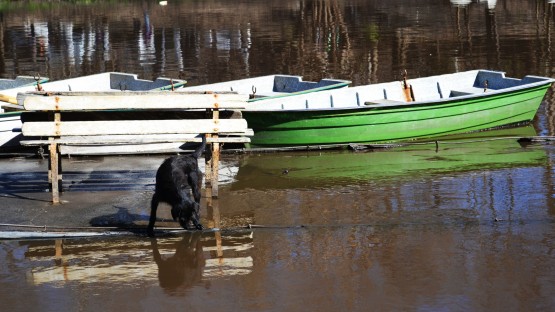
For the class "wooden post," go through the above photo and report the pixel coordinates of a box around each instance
[211,140,220,198]
[49,141,60,204]
[49,111,62,204]
[211,107,220,198]
[204,132,213,190]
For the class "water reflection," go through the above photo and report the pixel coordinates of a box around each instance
[0,187,253,297]
[151,233,205,295]
[1,0,554,89]
[232,126,547,191]
[5,230,254,291]
[451,0,497,10]
[1,1,555,309]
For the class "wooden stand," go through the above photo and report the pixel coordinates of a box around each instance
[18,91,252,204]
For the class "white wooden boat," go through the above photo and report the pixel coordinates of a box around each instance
[0,73,184,153]
[179,75,350,101]
[0,75,49,110]
[0,76,49,151]
[26,75,349,156]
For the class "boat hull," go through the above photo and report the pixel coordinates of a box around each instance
[0,73,184,154]
[0,112,26,150]
[243,83,552,146]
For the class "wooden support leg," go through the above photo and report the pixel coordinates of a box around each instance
[49,142,60,204]
[207,106,220,198]
[58,147,63,193]
[211,138,220,198]
[48,112,62,203]
[204,134,213,189]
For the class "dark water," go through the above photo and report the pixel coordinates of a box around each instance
[1,0,555,311]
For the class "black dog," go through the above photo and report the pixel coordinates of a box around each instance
[148,135,206,237]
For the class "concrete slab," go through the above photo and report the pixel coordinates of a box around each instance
[0,154,239,237]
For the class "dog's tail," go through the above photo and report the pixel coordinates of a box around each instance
[192,134,206,159]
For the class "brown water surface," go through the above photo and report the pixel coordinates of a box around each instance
[1,0,555,311]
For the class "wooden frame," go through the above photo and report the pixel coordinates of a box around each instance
[19,91,251,204]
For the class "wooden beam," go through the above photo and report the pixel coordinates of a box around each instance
[18,91,249,110]
[22,119,249,136]
[20,134,251,146]
[0,101,23,109]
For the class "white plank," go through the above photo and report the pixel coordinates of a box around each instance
[22,119,249,136]
[21,134,251,145]
[18,91,249,111]
[0,102,23,110]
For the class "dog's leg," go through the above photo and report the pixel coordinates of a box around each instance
[192,202,203,230]
[147,193,160,237]
[175,201,188,229]
[188,170,203,230]
[189,170,202,203]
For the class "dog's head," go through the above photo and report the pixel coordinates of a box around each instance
[173,201,203,231]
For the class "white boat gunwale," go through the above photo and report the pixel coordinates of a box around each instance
[243,70,555,112]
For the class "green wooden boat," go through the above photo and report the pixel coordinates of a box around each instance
[242,70,555,147]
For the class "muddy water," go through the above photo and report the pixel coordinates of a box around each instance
[2,131,555,311]
[1,0,555,311]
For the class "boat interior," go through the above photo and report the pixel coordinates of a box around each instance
[106,73,185,91]
[0,76,46,91]
[0,73,184,98]
[181,75,350,98]
[244,70,554,111]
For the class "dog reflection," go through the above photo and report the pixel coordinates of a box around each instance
[151,233,205,294]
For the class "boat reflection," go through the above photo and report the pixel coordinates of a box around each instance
[450,0,496,9]
[232,126,547,190]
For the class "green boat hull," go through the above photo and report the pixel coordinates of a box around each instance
[243,82,552,146]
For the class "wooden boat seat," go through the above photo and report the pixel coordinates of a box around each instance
[449,87,487,97]
[364,99,406,105]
